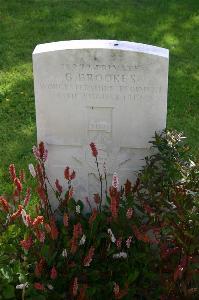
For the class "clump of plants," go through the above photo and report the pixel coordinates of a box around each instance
[137,131,199,299]
[0,130,198,300]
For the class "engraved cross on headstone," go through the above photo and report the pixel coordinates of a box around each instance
[33,40,169,208]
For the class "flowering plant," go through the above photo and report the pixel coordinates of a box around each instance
[0,131,198,299]
[136,131,199,299]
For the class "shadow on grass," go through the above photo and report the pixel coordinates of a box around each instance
[0,74,36,192]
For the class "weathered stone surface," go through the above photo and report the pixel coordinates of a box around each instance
[33,40,169,207]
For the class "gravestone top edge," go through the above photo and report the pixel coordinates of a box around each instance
[33,39,169,58]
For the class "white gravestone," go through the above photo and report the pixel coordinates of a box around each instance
[33,40,169,207]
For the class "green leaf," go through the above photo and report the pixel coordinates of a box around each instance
[41,244,50,258]
[67,198,76,212]
[128,270,139,284]
[2,284,15,299]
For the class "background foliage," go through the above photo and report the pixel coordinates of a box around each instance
[0,131,198,299]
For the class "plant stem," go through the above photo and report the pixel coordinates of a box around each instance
[95,157,103,212]
[41,161,53,217]
[104,163,108,199]
[22,287,25,300]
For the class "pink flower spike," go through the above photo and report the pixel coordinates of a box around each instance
[38,142,48,162]
[126,208,133,219]
[116,237,122,249]
[110,196,118,219]
[64,167,70,180]
[14,177,22,192]
[90,142,98,157]
[32,146,41,160]
[126,236,132,248]
[36,230,45,243]
[72,277,78,296]
[10,205,23,221]
[55,179,63,193]
[112,172,119,190]
[19,169,25,182]
[113,282,120,296]
[34,258,45,278]
[42,149,48,162]
[24,187,31,207]
[70,170,76,180]
[9,164,16,182]
[32,216,44,227]
[50,266,57,280]
[0,197,10,213]
[34,282,45,291]
[26,215,32,227]
[64,167,76,181]
[20,236,33,251]
[73,223,82,239]
[33,143,48,162]
[63,213,69,227]
[83,246,95,267]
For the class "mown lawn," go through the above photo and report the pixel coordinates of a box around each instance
[0,0,198,192]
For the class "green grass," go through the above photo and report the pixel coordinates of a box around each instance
[0,0,198,192]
